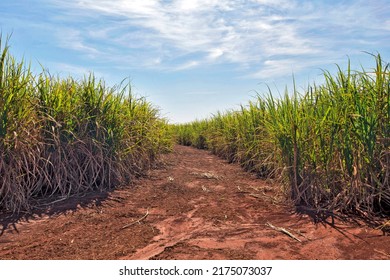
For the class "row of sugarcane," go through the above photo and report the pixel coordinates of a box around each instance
[174,54,390,218]
[0,36,172,213]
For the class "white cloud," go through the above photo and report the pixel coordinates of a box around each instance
[48,62,105,78]
[44,0,390,78]
[57,29,100,57]
[174,60,200,71]
[208,48,224,60]
[250,59,304,79]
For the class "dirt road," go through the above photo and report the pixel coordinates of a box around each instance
[1,145,389,259]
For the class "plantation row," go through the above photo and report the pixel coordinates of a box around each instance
[0,37,172,213]
[174,55,390,218]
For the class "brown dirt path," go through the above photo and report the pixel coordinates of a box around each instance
[1,145,389,260]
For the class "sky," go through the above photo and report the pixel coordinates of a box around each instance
[1,0,389,123]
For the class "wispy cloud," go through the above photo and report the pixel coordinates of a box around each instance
[53,62,92,76]
[46,62,105,79]
[24,0,390,78]
[174,60,200,71]
[56,29,100,57]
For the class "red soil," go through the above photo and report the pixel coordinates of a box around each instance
[0,145,389,260]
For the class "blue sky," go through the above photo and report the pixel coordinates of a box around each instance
[1,0,389,123]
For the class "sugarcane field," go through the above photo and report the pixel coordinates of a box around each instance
[1,32,389,260]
